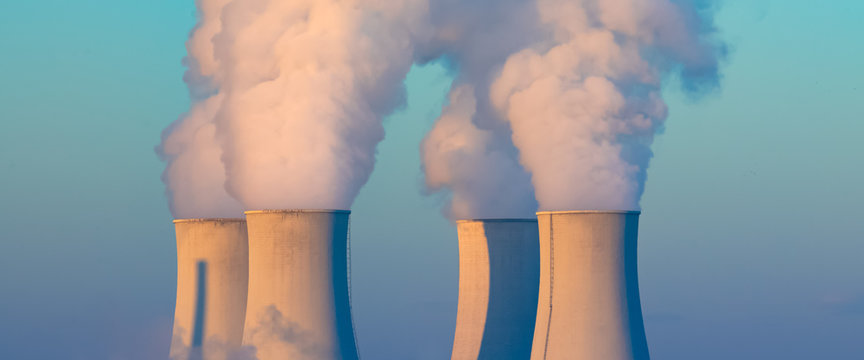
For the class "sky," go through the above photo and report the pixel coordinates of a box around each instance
[0,0,862,359]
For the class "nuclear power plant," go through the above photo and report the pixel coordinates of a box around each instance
[530,211,649,360]
[170,218,249,360]
[169,211,649,360]
[159,0,722,357]
[451,219,540,360]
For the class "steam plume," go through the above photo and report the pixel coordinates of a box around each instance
[419,0,541,220]
[160,0,723,218]
[421,85,537,220]
[160,0,427,216]
[421,0,724,214]
[490,0,724,211]
[157,0,240,219]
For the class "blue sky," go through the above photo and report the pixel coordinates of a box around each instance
[0,0,862,359]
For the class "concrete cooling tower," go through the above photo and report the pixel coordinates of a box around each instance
[452,219,540,360]
[530,211,649,360]
[242,210,358,360]
[170,219,250,360]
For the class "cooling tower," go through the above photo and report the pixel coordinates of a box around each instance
[530,211,649,360]
[242,210,358,360]
[170,219,249,360]
[452,219,540,360]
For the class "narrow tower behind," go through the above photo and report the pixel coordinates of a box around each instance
[452,219,540,360]
[242,210,358,360]
[530,211,649,360]
[171,219,249,360]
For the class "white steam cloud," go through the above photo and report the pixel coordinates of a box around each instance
[422,0,723,213]
[159,0,428,217]
[160,0,722,219]
[418,0,541,220]
[157,0,241,219]
[421,85,537,220]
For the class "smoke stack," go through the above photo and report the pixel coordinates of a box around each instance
[170,219,249,359]
[530,211,649,360]
[242,210,358,360]
[452,219,540,359]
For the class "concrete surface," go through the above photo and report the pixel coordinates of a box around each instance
[242,210,358,360]
[170,218,249,360]
[452,219,540,360]
[530,211,649,360]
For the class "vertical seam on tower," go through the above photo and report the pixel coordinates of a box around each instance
[542,215,554,359]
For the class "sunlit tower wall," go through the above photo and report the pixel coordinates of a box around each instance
[242,210,358,360]
[170,219,250,360]
[452,219,540,360]
[530,211,649,360]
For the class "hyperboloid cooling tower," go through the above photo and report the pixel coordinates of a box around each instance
[170,218,250,360]
[530,211,649,360]
[242,210,358,360]
[452,219,541,360]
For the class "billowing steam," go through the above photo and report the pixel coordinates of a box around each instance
[418,0,540,220]
[422,0,723,213]
[159,0,427,217]
[160,0,722,219]
[157,0,240,219]
[421,85,537,220]
[490,0,723,211]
